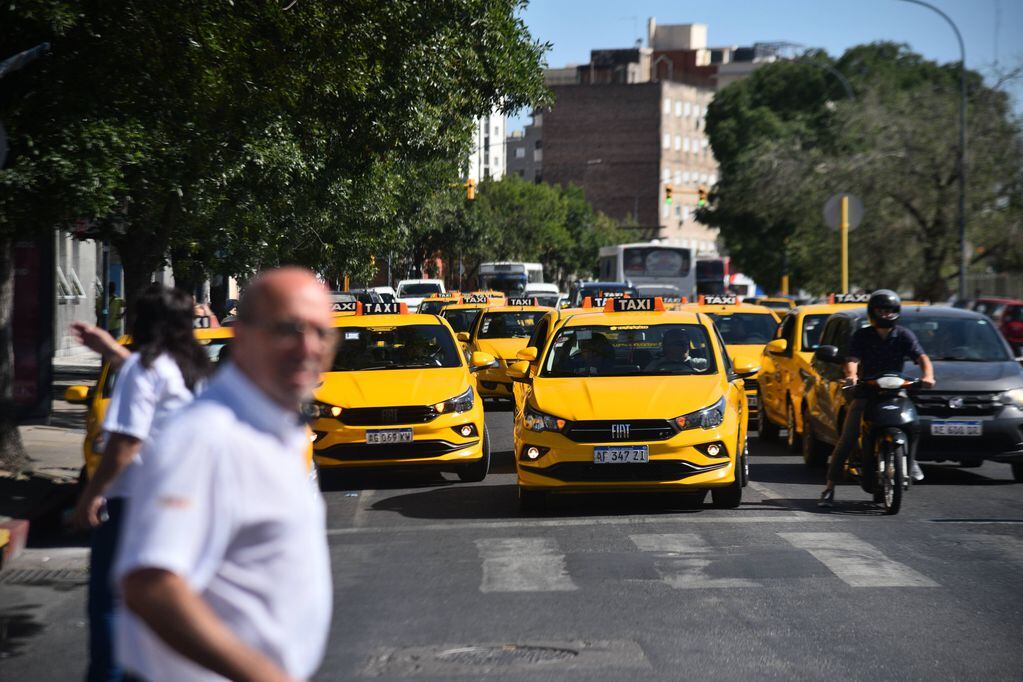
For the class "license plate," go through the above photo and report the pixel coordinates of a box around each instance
[366,428,414,444]
[747,394,759,407]
[930,420,982,437]
[594,445,649,464]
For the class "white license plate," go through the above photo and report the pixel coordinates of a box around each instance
[594,445,649,464]
[366,429,414,444]
[930,420,982,437]
[747,394,759,407]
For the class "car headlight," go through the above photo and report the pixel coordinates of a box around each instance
[675,397,726,431]
[434,387,474,414]
[304,401,342,420]
[523,404,567,432]
[1000,388,1023,408]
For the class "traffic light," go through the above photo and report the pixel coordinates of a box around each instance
[697,185,708,207]
[664,184,673,205]
[465,178,476,201]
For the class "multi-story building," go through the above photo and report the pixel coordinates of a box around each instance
[506,111,543,183]
[466,108,506,182]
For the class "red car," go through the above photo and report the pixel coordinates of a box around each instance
[1001,303,1023,355]
[971,297,1021,323]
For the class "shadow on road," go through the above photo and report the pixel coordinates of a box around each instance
[0,604,45,659]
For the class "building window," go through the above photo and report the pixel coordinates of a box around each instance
[663,133,670,149]
[674,170,682,185]
[684,101,691,117]
[674,101,682,117]
[535,140,542,149]
[662,167,671,182]
[663,99,671,115]
[683,171,690,184]
[515,147,525,159]
[683,137,690,153]
[683,206,691,222]
[534,113,543,127]
[662,203,670,219]
[693,104,700,118]
[674,135,681,150]
[675,204,682,217]
[709,173,717,185]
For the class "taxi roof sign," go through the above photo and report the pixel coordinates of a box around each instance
[332,301,360,314]
[603,297,665,313]
[355,301,409,315]
[461,293,490,304]
[507,297,539,307]
[829,293,870,304]
[699,295,738,305]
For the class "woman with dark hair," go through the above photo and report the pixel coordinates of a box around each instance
[73,282,213,682]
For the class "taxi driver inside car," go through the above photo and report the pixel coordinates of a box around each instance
[307,300,497,482]
[507,296,757,511]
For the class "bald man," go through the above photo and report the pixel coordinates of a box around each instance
[114,268,336,682]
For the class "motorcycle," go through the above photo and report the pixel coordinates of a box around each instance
[842,374,922,515]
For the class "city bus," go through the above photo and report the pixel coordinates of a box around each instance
[477,262,543,296]
[597,242,696,301]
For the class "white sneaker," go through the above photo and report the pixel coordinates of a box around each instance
[911,461,925,482]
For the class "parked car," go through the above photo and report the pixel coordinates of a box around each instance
[999,303,1023,355]
[970,297,1022,324]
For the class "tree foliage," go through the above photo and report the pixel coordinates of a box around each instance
[701,43,1023,299]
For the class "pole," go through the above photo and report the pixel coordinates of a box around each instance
[898,0,967,300]
[840,195,849,294]
[781,274,790,297]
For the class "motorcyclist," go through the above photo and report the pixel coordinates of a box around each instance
[819,289,935,507]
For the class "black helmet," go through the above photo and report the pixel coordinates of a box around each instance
[867,289,901,328]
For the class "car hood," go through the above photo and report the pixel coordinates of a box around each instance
[316,368,469,407]
[531,374,723,421]
[903,360,1023,392]
[475,337,530,361]
[727,344,765,370]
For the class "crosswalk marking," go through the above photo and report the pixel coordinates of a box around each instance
[475,538,577,593]
[779,532,939,587]
[630,533,759,588]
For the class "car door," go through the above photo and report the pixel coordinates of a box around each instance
[762,312,796,423]
[819,317,852,441]
[808,317,840,438]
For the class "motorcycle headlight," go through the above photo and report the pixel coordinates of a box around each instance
[1000,388,1023,409]
[524,404,567,432]
[675,397,726,431]
[434,387,474,414]
[304,401,342,420]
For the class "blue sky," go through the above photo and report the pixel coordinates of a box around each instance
[509,0,1023,131]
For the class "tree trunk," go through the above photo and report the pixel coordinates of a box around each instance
[0,236,28,473]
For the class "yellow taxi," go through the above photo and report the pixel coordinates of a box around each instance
[756,293,869,451]
[64,327,235,480]
[506,297,758,511]
[466,297,552,401]
[309,301,497,481]
[418,292,462,316]
[439,293,495,339]
[758,297,797,312]
[681,295,780,426]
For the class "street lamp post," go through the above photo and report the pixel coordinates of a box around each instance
[898,0,968,301]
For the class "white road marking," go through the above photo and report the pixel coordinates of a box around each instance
[957,534,1023,564]
[351,489,375,528]
[475,538,577,593]
[327,512,834,536]
[747,481,781,499]
[779,532,938,587]
[630,533,759,588]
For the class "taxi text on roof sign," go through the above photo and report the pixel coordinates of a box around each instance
[461,294,489,304]
[699,295,738,305]
[193,315,212,329]
[507,297,538,307]
[357,302,409,315]
[332,301,359,313]
[829,293,871,304]
[604,297,666,312]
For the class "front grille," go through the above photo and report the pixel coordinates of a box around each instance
[521,460,728,483]
[318,439,478,461]
[912,392,1001,418]
[562,419,677,443]
[340,405,437,426]
[744,378,758,392]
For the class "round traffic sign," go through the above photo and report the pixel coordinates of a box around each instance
[823,193,864,231]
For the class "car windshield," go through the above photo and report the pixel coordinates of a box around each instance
[441,307,483,334]
[104,338,230,397]
[801,314,830,350]
[398,283,442,297]
[541,324,717,377]
[705,313,777,345]
[331,324,461,371]
[901,316,1011,362]
[418,299,453,315]
[532,294,561,308]
[760,299,793,310]
[478,311,544,339]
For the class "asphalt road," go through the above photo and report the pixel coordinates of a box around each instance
[3,406,1023,680]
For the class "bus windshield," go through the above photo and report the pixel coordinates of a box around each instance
[623,247,691,278]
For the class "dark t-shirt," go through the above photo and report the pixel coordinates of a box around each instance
[848,325,925,378]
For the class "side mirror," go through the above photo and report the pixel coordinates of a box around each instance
[814,345,839,364]
[516,346,539,362]
[64,385,91,404]
[469,352,498,373]
[766,338,788,355]
[507,360,532,383]
[731,358,760,379]
[457,332,470,343]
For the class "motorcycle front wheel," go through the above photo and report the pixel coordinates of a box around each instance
[879,443,905,515]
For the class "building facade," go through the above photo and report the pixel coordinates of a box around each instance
[506,111,543,183]
[466,108,506,182]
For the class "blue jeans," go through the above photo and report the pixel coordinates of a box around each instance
[88,497,125,682]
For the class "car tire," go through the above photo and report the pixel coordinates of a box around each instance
[801,406,828,467]
[518,488,547,514]
[786,401,802,453]
[757,392,780,442]
[1012,463,1023,482]
[711,453,745,508]
[457,426,490,482]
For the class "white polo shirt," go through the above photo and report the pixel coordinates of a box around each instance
[101,352,196,499]
[113,363,331,681]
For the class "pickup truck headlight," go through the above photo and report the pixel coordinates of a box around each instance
[675,397,726,431]
[524,404,567,432]
[434,387,474,414]
[1000,388,1023,409]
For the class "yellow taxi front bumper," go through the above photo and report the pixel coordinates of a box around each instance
[312,406,485,470]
